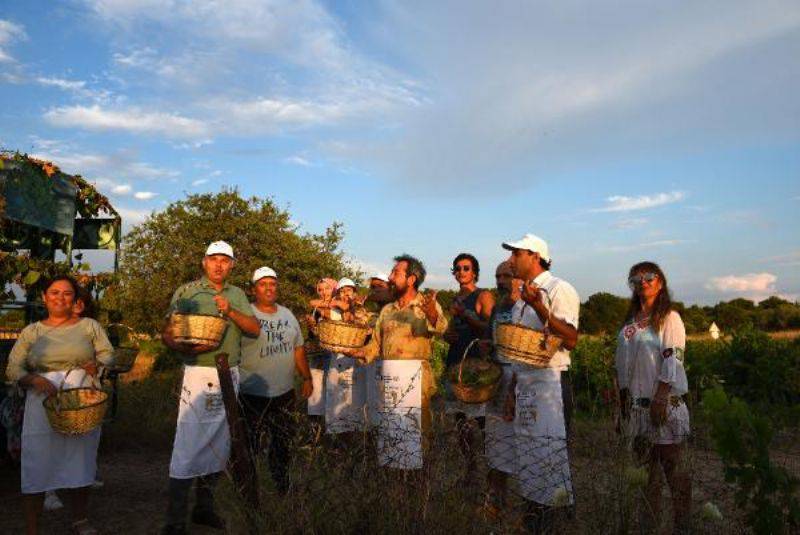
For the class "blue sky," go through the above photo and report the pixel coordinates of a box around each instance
[1,0,798,304]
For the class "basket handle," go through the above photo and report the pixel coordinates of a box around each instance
[457,338,481,384]
[174,287,226,317]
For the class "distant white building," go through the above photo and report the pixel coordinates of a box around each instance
[709,322,721,340]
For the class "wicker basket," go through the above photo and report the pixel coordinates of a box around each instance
[448,339,502,404]
[106,323,139,373]
[43,372,108,435]
[317,320,370,353]
[0,328,21,340]
[495,322,562,368]
[169,312,228,347]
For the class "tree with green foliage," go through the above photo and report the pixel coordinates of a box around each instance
[112,189,358,334]
[579,292,629,335]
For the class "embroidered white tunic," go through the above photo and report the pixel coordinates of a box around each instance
[614,310,690,445]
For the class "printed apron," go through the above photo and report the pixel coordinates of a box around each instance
[484,364,516,474]
[325,354,366,434]
[515,368,574,506]
[169,365,239,479]
[376,359,424,470]
[307,353,329,416]
[21,369,101,494]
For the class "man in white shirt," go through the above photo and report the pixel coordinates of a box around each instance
[501,233,580,532]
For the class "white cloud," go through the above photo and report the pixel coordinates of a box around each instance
[705,273,777,293]
[35,76,86,91]
[595,191,685,213]
[0,19,25,63]
[44,105,209,139]
[191,178,209,187]
[111,184,132,195]
[284,155,312,167]
[115,206,153,230]
[134,191,157,200]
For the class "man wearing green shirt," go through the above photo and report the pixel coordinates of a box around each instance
[161,241,259,535]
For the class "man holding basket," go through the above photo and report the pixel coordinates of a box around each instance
[496,234,579,532]
[161,241,260,535]
[344,255,447,470]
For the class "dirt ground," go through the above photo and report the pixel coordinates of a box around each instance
[0,451,221,535]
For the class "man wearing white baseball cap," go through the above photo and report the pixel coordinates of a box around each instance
[497,233,580,532]
[239,267,312,495]
[161,241,259,534]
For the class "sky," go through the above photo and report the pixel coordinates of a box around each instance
[1,0,799,305]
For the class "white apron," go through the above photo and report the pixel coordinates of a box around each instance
[307,353,328,416]
[365,361,381,427]
[376,359,423,470]
[21,369,101,494]
[484,364,516,474]
[325,354,366,434]
[515,368,573,506]
[169,365,239,479]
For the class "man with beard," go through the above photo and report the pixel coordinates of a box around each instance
[443,253,495,477]
[481,260,523,519]
[161,241,260,535]
[345,255,447,470]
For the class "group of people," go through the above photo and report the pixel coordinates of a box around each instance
[4,233,692,534]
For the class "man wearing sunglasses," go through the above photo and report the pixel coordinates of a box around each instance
[500,233,580,532]
[443,253,495,477]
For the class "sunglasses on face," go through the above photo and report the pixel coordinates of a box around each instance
[628,272,658,290]
[452,265,472,273]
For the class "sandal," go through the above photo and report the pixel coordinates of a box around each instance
[72,519,99,535]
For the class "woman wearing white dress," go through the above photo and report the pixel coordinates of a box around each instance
[5,277,113,535]
[615,261,691,532]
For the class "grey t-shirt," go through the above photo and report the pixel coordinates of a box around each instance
[240,304,304,398]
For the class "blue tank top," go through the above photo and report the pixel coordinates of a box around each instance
[445,289,484,368]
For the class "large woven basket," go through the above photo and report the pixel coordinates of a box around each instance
[170,312,228,347]
[495,322,562,367]
[448,339,502,404]
[109,347,139,373]
[318,320,370,353]
[0,328,21,340]
[43,373,108,435]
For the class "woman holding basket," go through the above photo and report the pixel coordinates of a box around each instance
[615,261,690,532]
[5,276,114,535]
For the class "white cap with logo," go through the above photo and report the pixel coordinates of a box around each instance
[205,240,234,259]
[502,233,551,262]
[337,277,356,289]
[252,266,278,282]
[370,272,389,283]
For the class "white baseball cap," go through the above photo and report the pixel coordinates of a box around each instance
[502,233,551,262]
[370,272,389,283]
[337,277,356,289]
[252,266,277,282]
[205,240,234,259]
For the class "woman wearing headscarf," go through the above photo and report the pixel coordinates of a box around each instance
[5,276,114,535]
[615,261,691,532]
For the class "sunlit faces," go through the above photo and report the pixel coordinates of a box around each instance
[42,280,76,318]
[338,285,356,300]
[495,262,514,292]
[254,277,278,306]
[316,280,334,301]
[202,254,234,284]
[507,248,538,280]
[389,261,411,297]
[630,270,662,301]
[451,259,476,285]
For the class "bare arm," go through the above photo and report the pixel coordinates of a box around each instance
[294,346,313,399]
[521,282,579,350]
